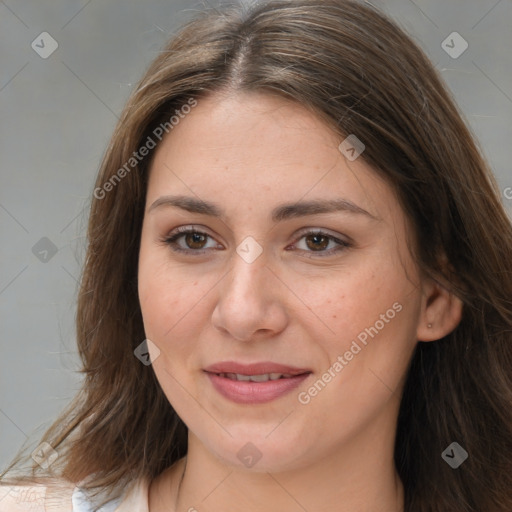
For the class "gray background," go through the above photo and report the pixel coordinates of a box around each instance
[1,0,511,469]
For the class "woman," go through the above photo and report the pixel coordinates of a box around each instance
[2,0,512,510]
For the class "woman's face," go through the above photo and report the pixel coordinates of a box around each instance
[138,91,427,472]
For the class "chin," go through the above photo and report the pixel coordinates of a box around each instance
[198,427,316,473]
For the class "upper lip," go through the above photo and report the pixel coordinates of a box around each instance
[203,361,311,376]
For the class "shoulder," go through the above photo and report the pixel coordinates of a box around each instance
[0,475,150,511]
[0,478,75,511]
[111,476,150,511]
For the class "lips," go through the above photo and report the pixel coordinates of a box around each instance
[203,361,312,404]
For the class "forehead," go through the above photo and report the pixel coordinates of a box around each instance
[154,92,340,167]
[146,91,396,224]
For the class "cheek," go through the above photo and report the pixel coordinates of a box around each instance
[288,263,400,343]
[137,248,221,359]
[138,245,186,340]
[139,272,203,341]
[288,254,419,383]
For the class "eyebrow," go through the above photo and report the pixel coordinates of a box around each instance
[148,195,379,222]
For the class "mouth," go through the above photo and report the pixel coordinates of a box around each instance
[203,361,312,404]
[214,372,299,382]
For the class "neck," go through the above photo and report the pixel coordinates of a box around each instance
[172,420,404,512]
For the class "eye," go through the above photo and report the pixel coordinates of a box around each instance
[160,226,351,257]
[288,230,351,257]
[161,226,222,254]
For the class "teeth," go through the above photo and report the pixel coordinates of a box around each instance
[219,372,294,382]
[247,373,269,382]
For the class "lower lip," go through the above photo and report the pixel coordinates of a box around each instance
[205,372,310,404]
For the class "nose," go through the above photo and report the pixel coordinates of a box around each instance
[211,252,289,342]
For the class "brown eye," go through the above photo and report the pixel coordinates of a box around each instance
[185,232,208,249]
[305,234,330,251]
[291,230,351,257]
[163,227,220,254]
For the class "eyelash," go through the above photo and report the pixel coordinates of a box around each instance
[160,226,351,258]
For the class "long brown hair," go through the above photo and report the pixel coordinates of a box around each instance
[2,1,512,510]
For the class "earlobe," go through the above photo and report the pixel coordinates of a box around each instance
[416,278,463,342]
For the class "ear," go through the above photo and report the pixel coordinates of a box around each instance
[416,276,463,342]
